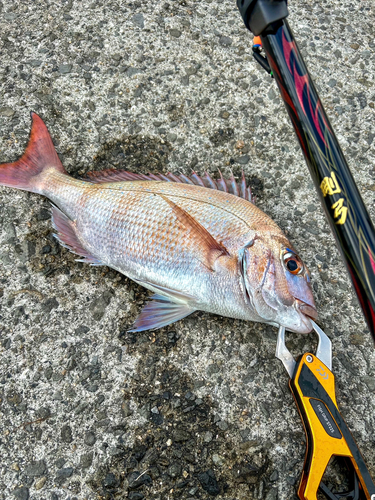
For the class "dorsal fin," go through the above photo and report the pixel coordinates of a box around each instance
[83,169,255,203]
[159,194,229,271]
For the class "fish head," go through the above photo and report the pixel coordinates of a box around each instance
[241,234,317,334]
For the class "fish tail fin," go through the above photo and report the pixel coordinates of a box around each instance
[0,112,66,194]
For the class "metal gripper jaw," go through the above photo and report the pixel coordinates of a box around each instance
[276,320,332,378]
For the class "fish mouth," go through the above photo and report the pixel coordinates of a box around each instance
[296,299,318,320]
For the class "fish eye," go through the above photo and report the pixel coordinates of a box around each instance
[283,250,304,275]
[287,260,298,272]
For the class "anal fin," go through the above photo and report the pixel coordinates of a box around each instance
[51,205,102,265]
[129,294,195,332]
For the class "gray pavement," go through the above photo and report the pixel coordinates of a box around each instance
[0,0,374,499]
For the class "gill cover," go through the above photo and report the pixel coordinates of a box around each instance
[239,238,317,333]
[240,238,285,321]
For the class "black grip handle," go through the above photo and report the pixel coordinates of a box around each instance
[237,0,288,35]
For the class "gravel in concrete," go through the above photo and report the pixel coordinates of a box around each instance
[1,0,375,499]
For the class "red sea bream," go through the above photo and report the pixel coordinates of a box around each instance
[0,113,317,333]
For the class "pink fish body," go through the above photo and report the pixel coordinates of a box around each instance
[0,114,317,333]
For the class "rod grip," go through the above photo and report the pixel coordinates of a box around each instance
[237,0,288,35]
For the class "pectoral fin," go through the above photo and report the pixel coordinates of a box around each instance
[134,280,196,303]
[129,294,195,332]
[159,194,229,270]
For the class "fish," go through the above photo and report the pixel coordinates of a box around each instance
[0,113,317,333]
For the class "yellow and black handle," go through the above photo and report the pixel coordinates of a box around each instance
[290,353,375,500]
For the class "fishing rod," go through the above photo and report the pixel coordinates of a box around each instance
[237,0,375,342]
[236,1,375,499]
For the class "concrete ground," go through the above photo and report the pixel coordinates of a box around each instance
[0,0,374,499]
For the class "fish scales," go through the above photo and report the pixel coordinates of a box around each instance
[0,114,318,333]
[44,172,261,319]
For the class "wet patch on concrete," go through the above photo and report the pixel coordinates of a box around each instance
[78,135,173,177]
[89,334,273,499]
